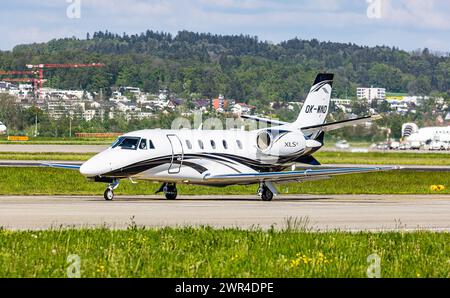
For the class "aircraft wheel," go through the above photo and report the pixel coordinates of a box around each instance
[259,186,273,201]
[164,184,177,200]
[104,188,114,201]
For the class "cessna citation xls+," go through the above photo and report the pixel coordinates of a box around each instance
[45,74,395,201]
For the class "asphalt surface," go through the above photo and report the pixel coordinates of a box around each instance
[0,144,106,153]
[0,195,449,231]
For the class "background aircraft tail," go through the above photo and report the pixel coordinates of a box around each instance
[293,73,334,130]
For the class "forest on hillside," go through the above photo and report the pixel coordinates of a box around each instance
[0,30,449,106]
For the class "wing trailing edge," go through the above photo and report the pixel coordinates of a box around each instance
[204,166,398,184]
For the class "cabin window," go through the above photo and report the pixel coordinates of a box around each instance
[149,140,155,149]
[186,140,192,150]
[198,140,204,150]
[139,138,148,150]
[112,137,140,150]
[211,140,216,149]
[236,140,243,149]
[222,140,228,149]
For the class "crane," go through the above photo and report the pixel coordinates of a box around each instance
[0,70,42,92]
[0,70,36,75]
[1,63,105,98]
[25,63,105,97]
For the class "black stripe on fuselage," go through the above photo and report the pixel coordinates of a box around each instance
[103,156,208,177]
[101,151,299,178]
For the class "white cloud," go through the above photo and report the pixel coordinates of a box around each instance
[383,0,450,30]
[4,26,81,47]
[0,0,449,51]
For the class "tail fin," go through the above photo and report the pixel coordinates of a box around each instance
[294,73,334,128]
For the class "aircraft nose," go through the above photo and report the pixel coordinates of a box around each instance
[80,151,116,177]
[80,160,101,177]
[80,157,111,177]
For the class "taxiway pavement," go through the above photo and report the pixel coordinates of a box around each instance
[0,194,449,231]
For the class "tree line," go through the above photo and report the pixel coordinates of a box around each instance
[0,30,448,106]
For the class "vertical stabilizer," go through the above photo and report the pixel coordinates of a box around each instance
[294,73,334,129]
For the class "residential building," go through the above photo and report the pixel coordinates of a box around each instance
[357,87,386,103]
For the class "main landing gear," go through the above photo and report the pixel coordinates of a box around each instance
[258,183,274,201]
[156,182,178,200]
[104,179,120,201]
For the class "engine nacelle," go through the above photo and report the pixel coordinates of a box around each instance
[256,130,306,156]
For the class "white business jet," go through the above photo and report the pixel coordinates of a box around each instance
[46,74,393,201]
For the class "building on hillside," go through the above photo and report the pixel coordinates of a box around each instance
[46,101,85,119]
[82,110,97,121]
[231,103,255,115]
[213,95,235,111]
[357,87,386,103]
[331,98,353,113]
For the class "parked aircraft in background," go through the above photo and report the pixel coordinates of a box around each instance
[403,123,450,143]
[0,121,7,135]
[46,74,394,201]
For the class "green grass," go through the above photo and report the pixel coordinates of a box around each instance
[0,228,448,277]
[1,167,449,195]
[316,151,450,165]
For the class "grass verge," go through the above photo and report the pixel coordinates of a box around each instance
[0,168,449,195]
[315,151,450,166]
[0,227,448,278]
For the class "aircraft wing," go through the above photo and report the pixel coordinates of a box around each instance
[42,163,81,170]
[204,166,397,184]
[240,115,288,126]
[301,115,381,135]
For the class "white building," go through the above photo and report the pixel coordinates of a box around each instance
[331,98,353,113]
[357,87,386,103]
[331,98,352,105]
[83,110,97,121]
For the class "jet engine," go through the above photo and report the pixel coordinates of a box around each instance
[256,130,307,156]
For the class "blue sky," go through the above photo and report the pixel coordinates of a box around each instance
[1,0,450,52]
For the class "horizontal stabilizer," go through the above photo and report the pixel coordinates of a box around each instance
[240,115,288,127]
[301,115,381,135]
[305,139,322,148]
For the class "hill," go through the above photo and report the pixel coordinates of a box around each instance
[1,30,449,105]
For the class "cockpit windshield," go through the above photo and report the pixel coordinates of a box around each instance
[111,137,141,150]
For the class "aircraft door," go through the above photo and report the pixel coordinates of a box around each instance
[167,134,184,174]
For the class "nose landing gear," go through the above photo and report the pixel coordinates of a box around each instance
[103,179,120,201]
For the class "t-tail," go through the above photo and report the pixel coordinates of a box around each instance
[241,72,380,143]
[293,73,334,130]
